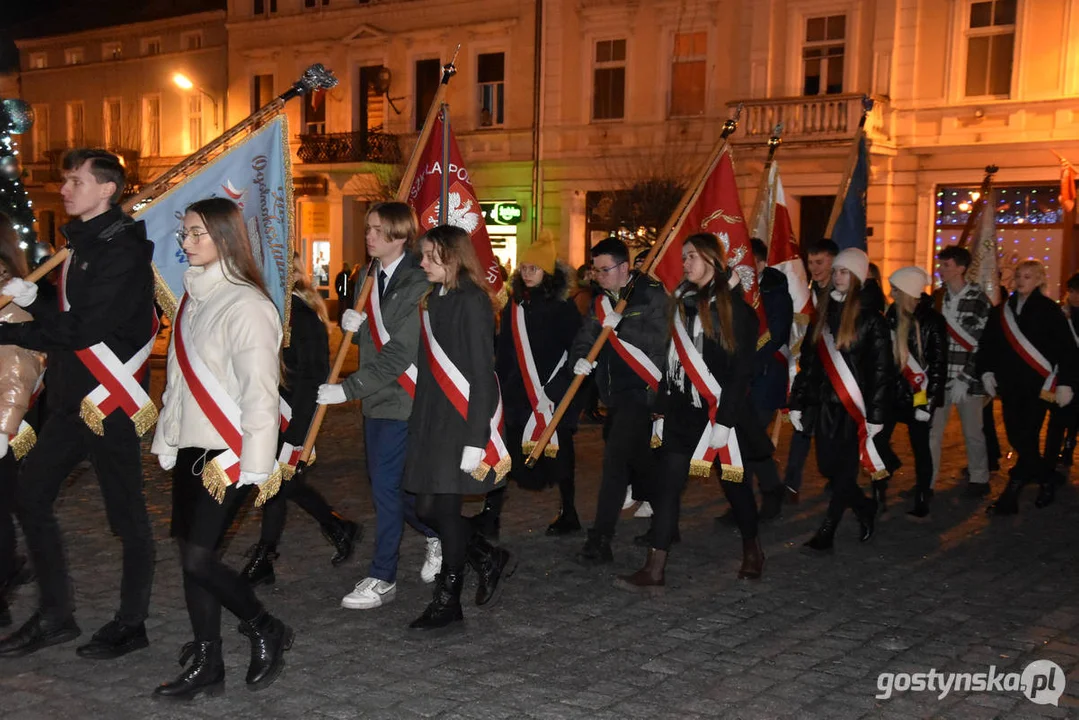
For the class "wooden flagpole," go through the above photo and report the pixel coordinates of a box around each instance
[525,105,743,467]
[824,95,873,240]
[297,48,460,466]
[956,165,997,250]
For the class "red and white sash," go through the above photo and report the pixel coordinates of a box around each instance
[60,252,158,436]
[595,295,661,391]
[511,301,566,458]
[670,312,744,481]
[364,271,417,397]
[894,330,929,402]
[420,307,511,483]
[276,397,314,481]
[816,329,889,479]
[945,316,977,353]
[1001,302,1057,401]
[173,295,281,505]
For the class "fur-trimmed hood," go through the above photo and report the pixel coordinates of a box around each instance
[510,262,572,303]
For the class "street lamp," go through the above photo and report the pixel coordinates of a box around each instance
[172,72,219,129]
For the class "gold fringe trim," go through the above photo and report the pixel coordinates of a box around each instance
[254,465,284,507]
[152,264,179,321]
[278,463,297,483]
[10,426,35,460]
[1040,390,1056,403]
[523,441,559,459]
[474,455,513,484]
[794,312,810,325]
[720,465,745,482]
[755,330,772,351]
[80,397,106,436]
[650,434,663,449]
[689,459,712,478]
[870,469,890,481]
[132,402,158,437]
[201,458,230,504]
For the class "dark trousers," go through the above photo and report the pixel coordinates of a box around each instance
[489,424,578,520]
[16,411,154,624]
[0,452,16,585]
[593,403,655,536]
[878,416,933,492]
[173,448,262,641]
[1044,403,1078,467]
[258,469,336,546]
[415,493,469,573]
[783,429,813,492]
[742,405,782,493]
[984,399,1002,467]
[818,418,873,523]
[651,450,758,551]
[1001,392,1051,482]
[365,418,433,583]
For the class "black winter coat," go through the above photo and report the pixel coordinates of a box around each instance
[885,294,947,417]
[0,206,156,418]
[495,267,581,429]
[789,295,895,432]
[280,297,329,446]
[977,288,1079,398]
[750,266,794,414]
[403,280,502,495]
[570,271,668,409]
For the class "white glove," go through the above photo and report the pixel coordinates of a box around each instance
[536,387,555,416]
[914,408,932,423]
[652,417,664,442]
[788,409,803,432]
[460,445,484,473]
[601,310,622,329]
[341,309,367,333]
[866,423,884,439]
[2,278,37,308]
[157,454,177,471]
[1056,386,1074,408]
[317,383,347,405]
[947,379,970,405]
[0,435,9,460]
[981,372,997,398]
[237,471,269,488]
[573,358,596,376]
[709,424,731,449]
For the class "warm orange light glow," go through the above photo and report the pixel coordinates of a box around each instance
[172,73,194,90]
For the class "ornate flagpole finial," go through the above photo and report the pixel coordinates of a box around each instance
[861,94,875,114]
[441,44,462,84]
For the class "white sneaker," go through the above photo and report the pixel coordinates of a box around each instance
[341,577,396,609]
[634,501,653,518]
[622,487,636,510]
[420,537,442,584]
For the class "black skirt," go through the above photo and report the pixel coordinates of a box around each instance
[170,447,252,548]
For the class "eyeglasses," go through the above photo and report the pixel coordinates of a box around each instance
[176,228,210,247]
[593,261,626,276]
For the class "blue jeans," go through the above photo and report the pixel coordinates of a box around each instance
[364,418,434,583]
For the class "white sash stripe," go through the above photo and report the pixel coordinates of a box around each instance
[823,330,887,471]
[599,296,662,386]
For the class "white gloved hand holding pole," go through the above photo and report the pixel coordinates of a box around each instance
[788,410,803,432]
[982,372,997,398]
[317,384,347,405]
[341,309,367,333]
[1,278,37,308]
[573,358,596,376]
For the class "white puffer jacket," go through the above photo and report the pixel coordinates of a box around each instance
[151,261,282,474]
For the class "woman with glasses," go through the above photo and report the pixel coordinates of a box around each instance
[151,198,292,700]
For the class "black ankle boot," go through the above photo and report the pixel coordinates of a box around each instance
[320,513,361,566]
[152,640,225,701]
[1034,481,1056,509]
[546,509,582,536]
[987,477,1022,515]
[240,543,278,586]
[908,488,932,520]
[466,534,518,607]
[577,529,614,565]
[857,499,878,542]
[468,503,501,542]
[871,479,888,515]
[804,517,838,551]
[239,611,294,689]
[409,571,464,633]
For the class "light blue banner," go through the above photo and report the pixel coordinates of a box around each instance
[135,115,295,324]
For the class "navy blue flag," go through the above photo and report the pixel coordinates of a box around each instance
[831,135,868,251]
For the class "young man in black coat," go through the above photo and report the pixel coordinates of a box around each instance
[0,150,156,659]
[571,237,668,564]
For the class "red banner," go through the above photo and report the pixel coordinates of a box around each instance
[407,108,504,296]
[764,166,811,317]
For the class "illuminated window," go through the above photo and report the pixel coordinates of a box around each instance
[802,15,845,96]
[670,32,706,117]
[593,39,626,121]
[964,0,1016,97]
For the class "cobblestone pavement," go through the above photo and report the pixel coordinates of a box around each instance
[2,336,1079,718]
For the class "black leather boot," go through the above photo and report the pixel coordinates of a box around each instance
[1034,480,1056,509]
[152,640,225,701]
[738,537,765,580]
[0,612,80,657]
[577,529,614,565]
[467,501,501,542]
[987,476,1022,515]
[803,517,838,552]
[320,513,361,566]
[857,498,878,542]
[239,611,294,690]
[908,488,932,520]
[76,615,149,659]
[546,509,582,536]
[408,571,464,633]
[871,479,888,515]
[240,542,278,587]
[613,548,667,594]
[466,534,518,607]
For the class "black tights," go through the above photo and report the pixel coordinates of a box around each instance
[415,493,470,573]
[652,451,759,551]
[258,475,336,546]
[179,539,262,641]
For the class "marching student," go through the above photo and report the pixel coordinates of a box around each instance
[616,233,766,592]
[570,237,668,565]
[0,150,156,660]
[487,231,582,537]
[151,198,291,699]
[317,202,441,611]
[977,260,1078,514]
[0,212,46,628]
[928,246,993,497]
[241,253,360,586]
[879,266,946,518]
[1042,272,1079,472]
[402,224,515,633]
[790,248,895,551]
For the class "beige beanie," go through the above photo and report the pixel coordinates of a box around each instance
[833,248,869,284]
[889,266,930,298]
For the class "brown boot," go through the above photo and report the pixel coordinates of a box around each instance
[613,549,667,594]
[737,537,764,580]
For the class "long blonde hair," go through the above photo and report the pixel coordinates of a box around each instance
[812,276,863,350]
[673,233,737,353]
[891,287,918,367]
[292,251,328,324]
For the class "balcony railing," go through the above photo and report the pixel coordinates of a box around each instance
[297,130,401,164]
[728,93,890,145]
